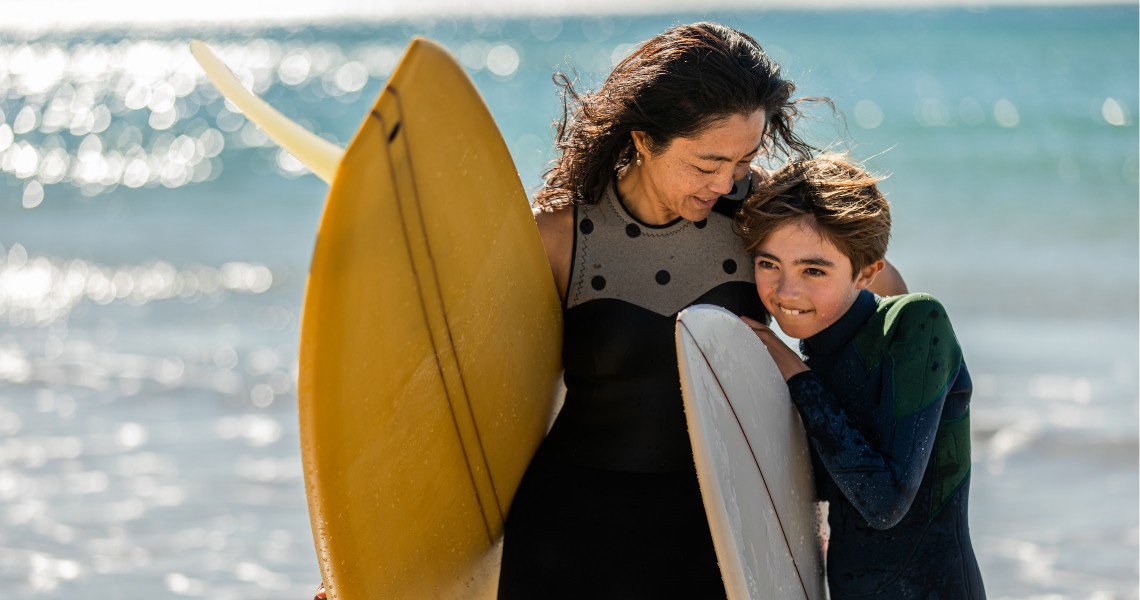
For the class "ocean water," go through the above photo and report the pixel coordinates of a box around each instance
[0,5,1137,598]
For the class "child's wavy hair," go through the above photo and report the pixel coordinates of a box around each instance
[736,154,891,274]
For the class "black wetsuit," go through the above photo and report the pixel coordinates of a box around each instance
[497,183,765,599]
[787,290,985,599]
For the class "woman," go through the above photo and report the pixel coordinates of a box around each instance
[498,22,907,598]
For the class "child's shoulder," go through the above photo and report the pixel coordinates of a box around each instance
[857,293,965,413]
[855,293,958,359]
[875,293,953,331]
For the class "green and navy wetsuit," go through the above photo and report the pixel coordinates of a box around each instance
[786,290,985,599]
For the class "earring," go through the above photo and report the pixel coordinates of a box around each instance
[635,151,643,167]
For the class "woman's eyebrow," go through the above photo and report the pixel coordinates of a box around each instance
[696,140,764,162]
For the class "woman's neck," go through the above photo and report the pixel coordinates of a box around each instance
[616,167,678,225]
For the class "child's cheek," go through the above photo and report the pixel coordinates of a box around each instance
[818,290,847,325]
[754,280,776,313]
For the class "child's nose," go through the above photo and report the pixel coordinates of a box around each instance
[775,277,801,299]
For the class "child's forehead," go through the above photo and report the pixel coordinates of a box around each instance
[759,217,838,253]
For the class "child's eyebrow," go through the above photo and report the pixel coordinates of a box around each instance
[696,140,764,162]
[753,252,834,268]
[793,257,835,268]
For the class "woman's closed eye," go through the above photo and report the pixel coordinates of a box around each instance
[692,163,716,174]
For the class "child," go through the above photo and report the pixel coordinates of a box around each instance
[736,155,985,599]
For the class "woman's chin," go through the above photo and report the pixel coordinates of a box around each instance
[681,200,716,221]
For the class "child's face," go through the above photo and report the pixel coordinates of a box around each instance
[752,218,883,339]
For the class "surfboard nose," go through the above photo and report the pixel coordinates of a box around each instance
[189,40,344,184]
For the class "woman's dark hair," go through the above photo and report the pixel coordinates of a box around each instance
[534,22,824,211]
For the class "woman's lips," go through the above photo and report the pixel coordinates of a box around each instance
[691,196,717,208]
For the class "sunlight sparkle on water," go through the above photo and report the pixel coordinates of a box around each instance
[0,244,276,327]
[0,39,420,196]
[1101,97,1130,126]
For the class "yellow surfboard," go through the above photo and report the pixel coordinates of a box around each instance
[192,39,563,598]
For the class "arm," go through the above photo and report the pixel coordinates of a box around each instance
[868,259,907,296]
[786,371,940,529]
[789,297,961,529]
[532,205,574,302]
[746,298,961,530]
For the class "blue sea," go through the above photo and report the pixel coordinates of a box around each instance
[1,5,1137,598]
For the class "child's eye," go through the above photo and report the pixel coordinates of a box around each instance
[804,268,826,277]
[755,260,777,270]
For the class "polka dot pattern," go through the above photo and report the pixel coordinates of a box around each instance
[564,183,755,315]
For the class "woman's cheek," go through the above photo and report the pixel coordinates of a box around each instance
[680,173,704,197]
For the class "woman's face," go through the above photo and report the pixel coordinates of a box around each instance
[635,110,767,222]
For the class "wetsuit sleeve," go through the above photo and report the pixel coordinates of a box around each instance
[786,297,963,530]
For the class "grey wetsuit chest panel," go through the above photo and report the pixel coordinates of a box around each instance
[566,184,756,315]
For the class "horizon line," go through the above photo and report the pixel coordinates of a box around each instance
[0,0,1134,37]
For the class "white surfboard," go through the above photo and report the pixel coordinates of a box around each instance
[676,305,826,600]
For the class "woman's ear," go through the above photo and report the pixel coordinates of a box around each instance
[854,259,886,291]
[630,131,650,157]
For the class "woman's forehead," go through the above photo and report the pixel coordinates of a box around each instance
[677,110,768,158]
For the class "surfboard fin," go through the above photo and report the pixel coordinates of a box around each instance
[189,40,344,185]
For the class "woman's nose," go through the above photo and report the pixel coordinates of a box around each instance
[708,169,735,196]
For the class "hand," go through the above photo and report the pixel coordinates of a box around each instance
[740,317,810,381]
